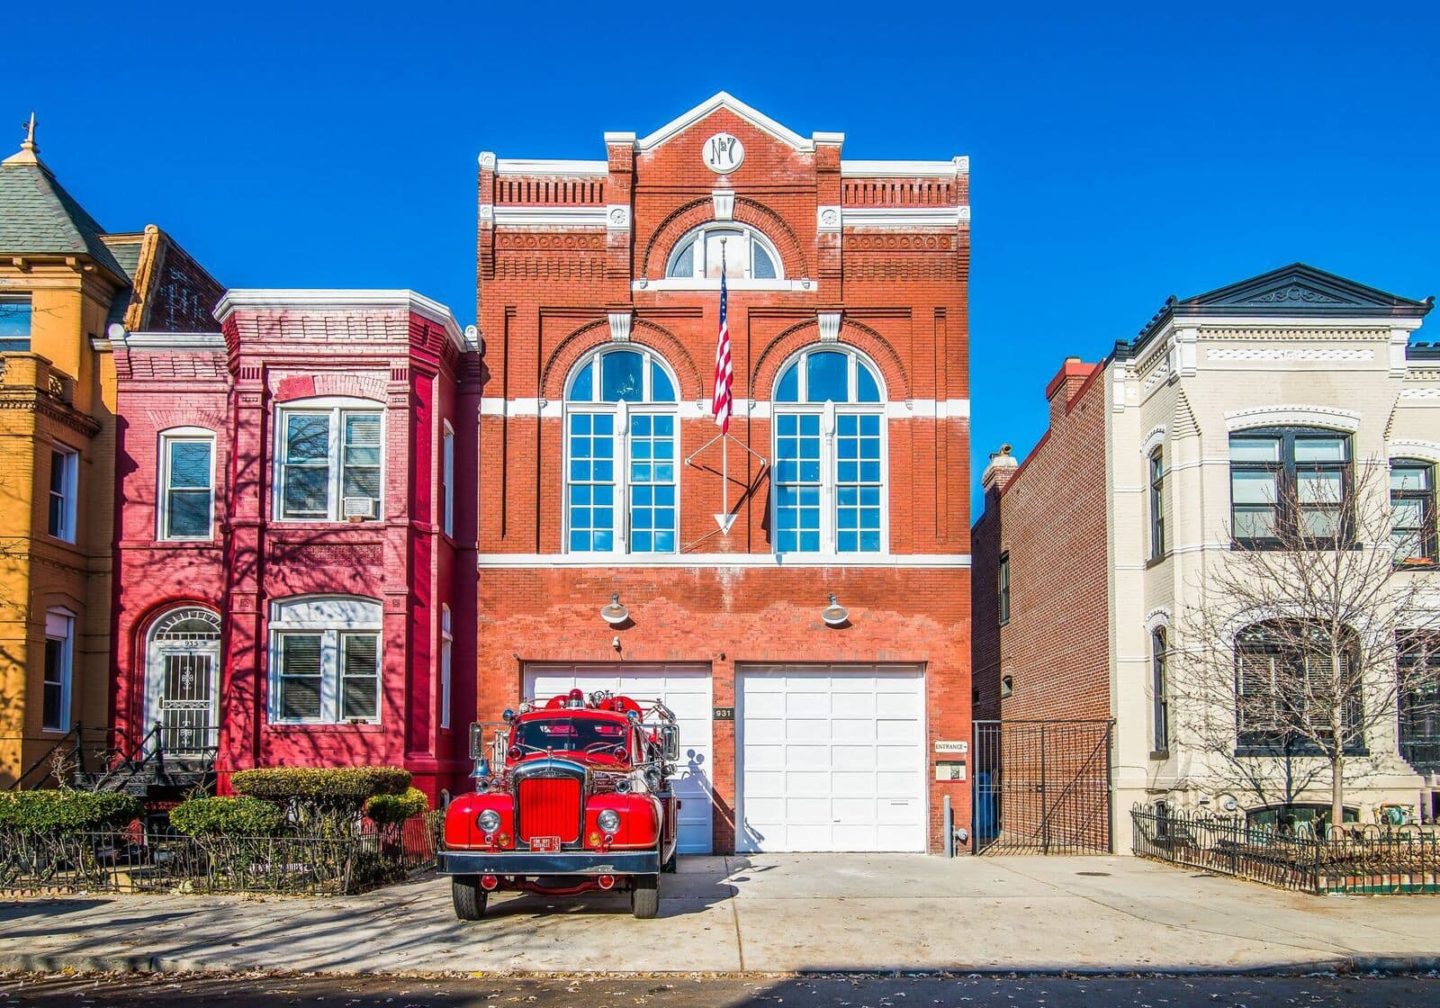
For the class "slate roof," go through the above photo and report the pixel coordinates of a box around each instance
[1121,263,1434,358]
[0,150,127,279]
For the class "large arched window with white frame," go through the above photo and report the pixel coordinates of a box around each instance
[771,346,886,555]
[666,223,782,281]
[564,346,679,554]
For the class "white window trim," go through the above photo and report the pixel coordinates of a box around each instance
[562,347,682,556]
[42,608,75,733]
[770,346,889,557]
[441,420,455,537]
[439,604,453,731]
[48,446,78,543]
[267,595,383,725]
[272,397,385,523]
[663,222,784,282]
[158,427,217,541]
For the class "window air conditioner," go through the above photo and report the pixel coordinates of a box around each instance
[343,497,376,521]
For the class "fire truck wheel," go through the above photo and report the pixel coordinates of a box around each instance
[451,875,488,920]
[630,874,660,919]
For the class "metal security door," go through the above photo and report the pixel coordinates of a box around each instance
[147,608,222,757]
[973,719,1114,854]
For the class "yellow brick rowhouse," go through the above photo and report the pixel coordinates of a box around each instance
[0,118,220,786]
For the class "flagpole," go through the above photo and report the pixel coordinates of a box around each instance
[719,238,729,526]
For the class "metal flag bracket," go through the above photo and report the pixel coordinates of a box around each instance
[684,430,768,535]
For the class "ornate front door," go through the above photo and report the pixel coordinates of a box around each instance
[146,608,221,757]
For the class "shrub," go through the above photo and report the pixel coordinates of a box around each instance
[169,796,285,837]
[364,787,428,826]
[231,766,412,804]
[0,790,140,834]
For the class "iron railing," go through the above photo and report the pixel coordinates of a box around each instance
[0,814,437,897]
[1131,804,1440,894]
[973,719,1114,854]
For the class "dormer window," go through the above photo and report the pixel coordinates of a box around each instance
[666,224,780,281]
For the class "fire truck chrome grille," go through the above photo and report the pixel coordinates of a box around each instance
[517,776,582,843]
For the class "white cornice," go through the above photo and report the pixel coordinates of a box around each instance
[1224,404,1361,433]
[113,328,226,352]
[843,206,969,228]
[633,91,820,153]
[1389,439,1440,463]
[213,290,466,353]
[477,552,971,569]
[841,157,968,177]
[492,206,608,227]
[495,158,609,176]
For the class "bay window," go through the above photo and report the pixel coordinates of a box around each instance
[276,404,383,521]
[1390,459,1436,565]
[269,596,382,724]
[1229,428,1350,548]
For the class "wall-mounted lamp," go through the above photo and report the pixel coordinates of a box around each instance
[1000,674,1014,699]
[600,592,629,626]
[822,594,849,628]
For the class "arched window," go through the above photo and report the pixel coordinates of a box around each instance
[1234,619,1362,753]
[666,223,781,281]
[146,606,221,753]
[771,346,886,554]
[565,346,679,554]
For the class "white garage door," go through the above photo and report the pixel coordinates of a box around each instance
[737,664,926,853]
[523,663,714,854]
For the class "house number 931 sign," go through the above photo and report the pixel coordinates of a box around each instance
[703,132,744,174]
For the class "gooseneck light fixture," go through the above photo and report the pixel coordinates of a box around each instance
[600,592,630,626]
[822,593,849,627]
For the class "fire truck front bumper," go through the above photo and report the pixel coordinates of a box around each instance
[437,849,661,876]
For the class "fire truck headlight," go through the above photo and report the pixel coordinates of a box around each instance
[477,810,502,834]
[597,810,621,835]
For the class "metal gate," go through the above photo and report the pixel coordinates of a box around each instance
[972,719,1114,854]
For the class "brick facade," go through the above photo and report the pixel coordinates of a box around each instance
[474,94,971,853]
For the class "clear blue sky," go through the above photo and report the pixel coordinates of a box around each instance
[9,3,1438,512]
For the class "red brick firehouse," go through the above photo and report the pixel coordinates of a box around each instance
[474,93,972,854]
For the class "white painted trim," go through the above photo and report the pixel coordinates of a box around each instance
[842,206,969,228]
[634,91,815,153]
[1140,424,1167,457]
[841,157,968,177]
[1224,404,1361,433]
[495,158,609,176]
[477,552,971,569]
[115,330,226,351]
[635,277,814,293]
[1144,607,1172,633]
[1389,440,1440,464]
[157,431,217,542]
[213,289,466,354]
[491,206,608,228]
[480,396,969,420]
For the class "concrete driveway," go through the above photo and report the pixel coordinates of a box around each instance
[2,854,1438,974]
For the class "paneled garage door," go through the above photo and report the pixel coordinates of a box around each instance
[737,664,926,853]
[523,663,714,854]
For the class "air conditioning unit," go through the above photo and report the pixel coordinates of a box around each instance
[342,497,376,521]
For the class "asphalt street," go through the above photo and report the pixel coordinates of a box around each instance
[2,973,1438,1007]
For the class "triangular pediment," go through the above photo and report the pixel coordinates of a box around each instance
[1179,263,1429,316]
[634,92,824,153]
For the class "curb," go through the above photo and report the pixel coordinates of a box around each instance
[3,953,1440,978]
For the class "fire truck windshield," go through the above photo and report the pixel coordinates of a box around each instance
[515,717,629,758]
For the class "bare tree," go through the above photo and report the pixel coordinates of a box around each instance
[1173,456,1435,830]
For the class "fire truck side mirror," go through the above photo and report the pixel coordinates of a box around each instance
[661,724,680,762]
[469,723,484,760]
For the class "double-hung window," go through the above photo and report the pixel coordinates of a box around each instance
[160,430,215,540]
[773,347,885,554]
[1148,448,1166,561]
[1398,630,1440,768]
[1390,459,1436,565]
[277,404,383,521]
[1234,620,1363,753]
[1229,428,1350,548]
[439,604,453,731]
[48,447,78,542]
[998,552,1011,625]
[441,422,455,537]
[564,347,679,554]
[1151,627,1169,754]
[43,609,74,731]
[0,295,32,352]
[270,596,382,724]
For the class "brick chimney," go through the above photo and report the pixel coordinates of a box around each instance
[981,443,1019,496]
[1046,356,1099,425]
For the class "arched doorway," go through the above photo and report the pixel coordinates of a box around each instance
[145,606,221,756]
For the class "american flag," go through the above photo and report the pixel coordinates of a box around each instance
[712,266,733,433]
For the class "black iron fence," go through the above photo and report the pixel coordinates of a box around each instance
[1131,804,1440,895]
[973,719,1114,854]
[0,814,438,897]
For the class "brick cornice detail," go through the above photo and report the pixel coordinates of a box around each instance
[750,316,910,400]
[640,196,810,281]
[540,317,703,401]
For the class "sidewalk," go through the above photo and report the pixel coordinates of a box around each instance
[3,854,1438,975]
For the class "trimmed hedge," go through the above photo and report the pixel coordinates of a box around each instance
[169,796,285,837]
[230,766,411,804]
[0,790,141,834]
[364,787,428,826]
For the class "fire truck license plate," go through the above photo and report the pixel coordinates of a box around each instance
[529,836,561,852]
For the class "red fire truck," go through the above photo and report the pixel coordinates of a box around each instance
[438,690,682,919]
